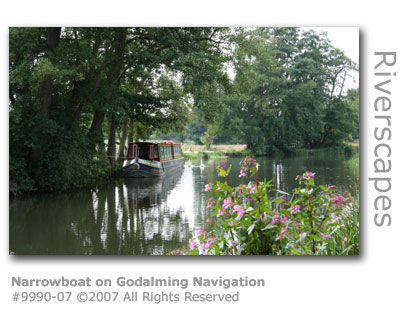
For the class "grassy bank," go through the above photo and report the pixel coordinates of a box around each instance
[182,142,359,159]
[182,144,247,160]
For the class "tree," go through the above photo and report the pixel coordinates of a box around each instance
[9,27,231,192]
[212,27,358,154]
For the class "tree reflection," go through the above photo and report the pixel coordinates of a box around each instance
[9,155,358,255]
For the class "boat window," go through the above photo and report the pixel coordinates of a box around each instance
[138,144,150,159]
[133,144,137,158]
[159,145,172,160]
[174,145,180,157]
[154,146,158,159]
[159,145,165,160]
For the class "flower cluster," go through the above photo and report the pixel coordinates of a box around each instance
[184,165,357,256]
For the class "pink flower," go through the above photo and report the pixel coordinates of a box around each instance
[238,170,246,178]
[281,215,288,225]
[308,172,315,179]
[334,196,344,204]
[272,214,280,224]
[329,185,337,190]
[323,233,332,240]
[232,205,245,218]
[290,205,301,214]
[222,198,233,209]
[204,184,211,192]
[280,227,287,234]
[190,241,196,250]
[206,203,212,208]
[217,186,221,191]
[204,240,213,249]
[275,236,281,241]
[217,209,225,217]
[247,185,257,193]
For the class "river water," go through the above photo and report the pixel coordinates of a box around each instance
[9,154,358,255]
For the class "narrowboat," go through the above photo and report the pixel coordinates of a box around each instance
[122,141,184,178]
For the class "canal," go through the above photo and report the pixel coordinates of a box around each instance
[9,154,358,255]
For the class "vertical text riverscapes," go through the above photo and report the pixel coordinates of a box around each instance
[371,52,396,227]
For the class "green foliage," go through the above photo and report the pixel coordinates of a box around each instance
[199,131,215,149]
[183,158,359,255]
[9,27,231,193]
[9,27,359,193]
[211,28,359,154]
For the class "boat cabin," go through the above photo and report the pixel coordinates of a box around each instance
[127,141,182,162]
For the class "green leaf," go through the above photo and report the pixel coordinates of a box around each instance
[309,234,321,241]
[218,169,226,177]
[214,226,224,237]
[262,224,276,231]
[247,223,256,234]
[298,232,307,242]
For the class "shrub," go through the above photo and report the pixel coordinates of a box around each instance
[184,157,359,255]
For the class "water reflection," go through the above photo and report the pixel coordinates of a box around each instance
[9,154,358,255]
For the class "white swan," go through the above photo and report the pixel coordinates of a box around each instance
[199,160,206,168]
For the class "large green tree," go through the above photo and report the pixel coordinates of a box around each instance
[9,27,230,192]
[212,27,358,154]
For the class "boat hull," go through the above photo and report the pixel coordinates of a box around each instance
[123,157,185,178]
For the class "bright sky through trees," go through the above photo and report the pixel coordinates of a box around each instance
[305,27,359,89]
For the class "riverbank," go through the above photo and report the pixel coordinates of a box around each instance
[11,143,358,196]
[182,142,359,160]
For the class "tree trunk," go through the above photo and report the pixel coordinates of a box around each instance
[90,109,105,149]
[246,140,255,153]
[37,27,61,119]
[107,120,117,169]
[29,27,61,179]
[118,122,128,165]
[73,70,102,123]
[338,70,347,98]
[127,122,137,144]
[88,28,128,151]
[73,28,104,123]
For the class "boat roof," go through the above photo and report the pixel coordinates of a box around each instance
[129,141,181,146]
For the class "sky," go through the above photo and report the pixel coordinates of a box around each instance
[306,27,359,64]
[305,27,359,89]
